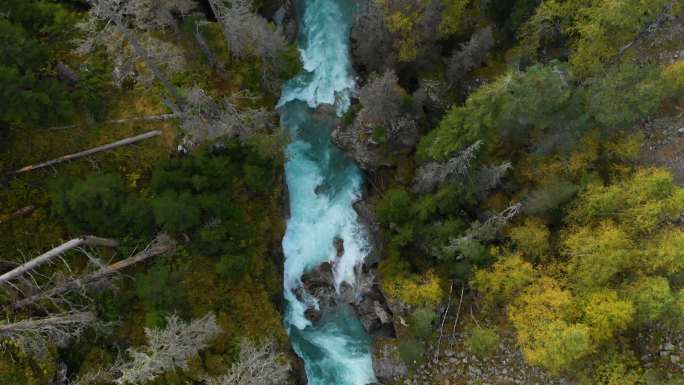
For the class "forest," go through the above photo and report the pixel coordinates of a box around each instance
[0,0,682,385]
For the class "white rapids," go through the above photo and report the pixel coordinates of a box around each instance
[277,0,376,383]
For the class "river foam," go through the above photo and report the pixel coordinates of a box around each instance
[278,0,376,383]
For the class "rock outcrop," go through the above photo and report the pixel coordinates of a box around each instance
[332,118,418,172]
[371,338,409,384]
[331,120,394,171]
[294,261,394,336]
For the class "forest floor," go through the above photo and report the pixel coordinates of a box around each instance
[640,103,684,184]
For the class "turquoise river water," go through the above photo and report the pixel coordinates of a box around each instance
[277,0,377,383]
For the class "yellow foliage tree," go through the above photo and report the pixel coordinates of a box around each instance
[509,277,594,372]
[583,291,634,342]
[384,270,444,307]
[562,221,634,288]
[471,250,536,305]
[567,168,684,236]
[385,10,419,61]
[570,0,673,77]
[625,276,675,324]
[641,227,684,275]
[508,217,550,259]
[590,350,644,385]
[438,0,470,37]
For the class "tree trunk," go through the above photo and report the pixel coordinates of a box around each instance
[14,235,175,310]
[0,311,96,351]
[0,311,96,335]
[10,130,162,175]
[206,0,232,52]
[56,62,79,85]
[194,23,217,69]
[0,236,118,286]
[0,205,35,225]
[116,23,184,111]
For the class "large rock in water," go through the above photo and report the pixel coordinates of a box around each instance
[295,261,394,336]
[331,117,419,172]
[332,120,392,171]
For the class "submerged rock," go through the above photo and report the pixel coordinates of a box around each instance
[333,236,345,257]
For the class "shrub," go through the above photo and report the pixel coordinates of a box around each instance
[409,307,436,338]
[472,251,535,305]
[464,327,500,358]
[135,260,188,318]
[216,254,251,282]
[509,217,550,259]
[50,174,152,237]
[377,187,412,224]
[397,338,424,364]
[151,191,201,233]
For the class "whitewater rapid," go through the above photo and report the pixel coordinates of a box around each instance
[278,0,376,383]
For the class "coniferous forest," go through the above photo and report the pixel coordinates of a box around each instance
[0,0,683,384]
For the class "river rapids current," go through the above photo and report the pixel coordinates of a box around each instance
[277,0,377,383]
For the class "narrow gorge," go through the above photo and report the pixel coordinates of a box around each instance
[278,0,381,383]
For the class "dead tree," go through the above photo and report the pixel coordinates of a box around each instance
[56,62,80,85]
[618,0,676,55]
[207,0,287,89]
[412,140,483,194]
[116,313,222,384]
[14,234,175,310]
[0,236,118,286]
[446,27,495,87]
[443,203,522,258]
[180,87,273,142]
[79,0,187,110]
[206,339,290,385]
[193,21,218,70]
[10,130,162,175]
[69,312,221,385]
[0,311,96,356]
[351,0,396,74]
[207,0,286,63]
[474,162,512,198]
[435,281,453,358]
[357,70,405,128]
[123,0,195,35]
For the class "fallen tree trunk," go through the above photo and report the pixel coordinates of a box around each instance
[194,23,217,70]
[14,234,175,310]
[0,311,96,351]
[0,236,118,286]
[9,130,162,175]
[0,205,35,225]
[55,62,79,85]
[117,23,184,112]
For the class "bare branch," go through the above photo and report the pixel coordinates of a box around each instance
[14,235,175,310]
[0,311,96,356]
[0,205,35,225]
[206,339,290,385]
[117,313,222,384]
[180,87,274,143]
[0,237,118,286]
[412,140,483,194]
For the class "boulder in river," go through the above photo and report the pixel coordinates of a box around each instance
[297,261,395,336]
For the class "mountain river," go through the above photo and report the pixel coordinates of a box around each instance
[277,0,377,383]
